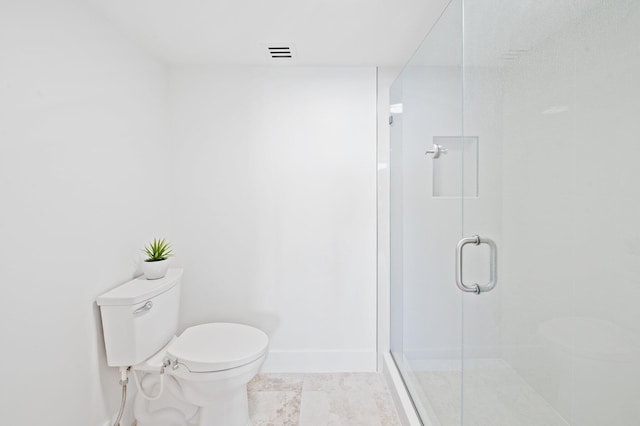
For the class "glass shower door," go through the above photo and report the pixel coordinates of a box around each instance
[460,1,640,425]
[389,0,466,423]
[391,1,640,425]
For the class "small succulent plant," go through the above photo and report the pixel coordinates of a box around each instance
[143,238,173,262]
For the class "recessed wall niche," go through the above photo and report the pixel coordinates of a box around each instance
[432,136,479,198]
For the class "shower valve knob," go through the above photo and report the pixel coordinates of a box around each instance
[425,144,448,159]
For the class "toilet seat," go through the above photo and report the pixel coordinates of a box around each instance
[167,322,269,373]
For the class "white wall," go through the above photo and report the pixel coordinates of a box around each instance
[168,66,378,372]
[0,1,169,424]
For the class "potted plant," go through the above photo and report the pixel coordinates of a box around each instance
[141,238,173,280]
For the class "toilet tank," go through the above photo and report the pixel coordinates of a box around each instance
[96,269,183,367]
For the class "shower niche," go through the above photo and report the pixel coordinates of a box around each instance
[431,136,478,198]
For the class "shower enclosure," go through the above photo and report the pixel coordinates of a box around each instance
[389,0,640,424]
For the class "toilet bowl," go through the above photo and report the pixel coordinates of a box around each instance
[96,269,269,426]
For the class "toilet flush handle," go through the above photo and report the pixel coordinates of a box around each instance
[133,301,153,315]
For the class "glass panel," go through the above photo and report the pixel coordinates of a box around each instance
[462,1,640,425]
[390,0,464,424]
[389,69,404,372]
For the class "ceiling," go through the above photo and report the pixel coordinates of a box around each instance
[83,0,451,66]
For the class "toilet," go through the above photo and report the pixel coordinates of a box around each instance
[96,269,268,426]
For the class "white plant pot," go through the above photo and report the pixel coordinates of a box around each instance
[141,259,169,280]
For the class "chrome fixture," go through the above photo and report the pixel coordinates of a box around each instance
[455,235,497,294]
[133,300,153,315]
[425,144,448,159]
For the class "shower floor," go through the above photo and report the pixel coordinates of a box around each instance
[247,372,401,425]
[405,358,568,426]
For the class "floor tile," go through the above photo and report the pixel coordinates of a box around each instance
[414,361,568,426]
[299,390,401,426]
[249,373,304,392]
[249,390,302,426]
[302,373,388,392]
[248,372,401,426]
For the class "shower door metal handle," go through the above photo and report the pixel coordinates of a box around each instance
[455,235,497,294]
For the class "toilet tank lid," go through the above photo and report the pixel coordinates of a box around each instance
[96,269,183,306]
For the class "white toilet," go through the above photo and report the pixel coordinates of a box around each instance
[97,269,268,426]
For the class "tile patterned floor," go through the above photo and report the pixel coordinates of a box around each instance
[247,373,402,426]
[409,359,568,426]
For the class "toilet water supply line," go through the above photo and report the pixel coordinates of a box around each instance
[112,360,171,426]
[112,367,130,426]
[132,359,172,401]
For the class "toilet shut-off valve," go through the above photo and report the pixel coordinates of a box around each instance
[119,366,129,386]
[112,367,131,426]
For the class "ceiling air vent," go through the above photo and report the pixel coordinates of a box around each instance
[266,44,296,61]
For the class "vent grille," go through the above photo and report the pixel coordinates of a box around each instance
[263,41,298,64]
[267,46,293,59]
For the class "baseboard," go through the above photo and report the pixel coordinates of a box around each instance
[382,353,423,426]
[261,350,377,373]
